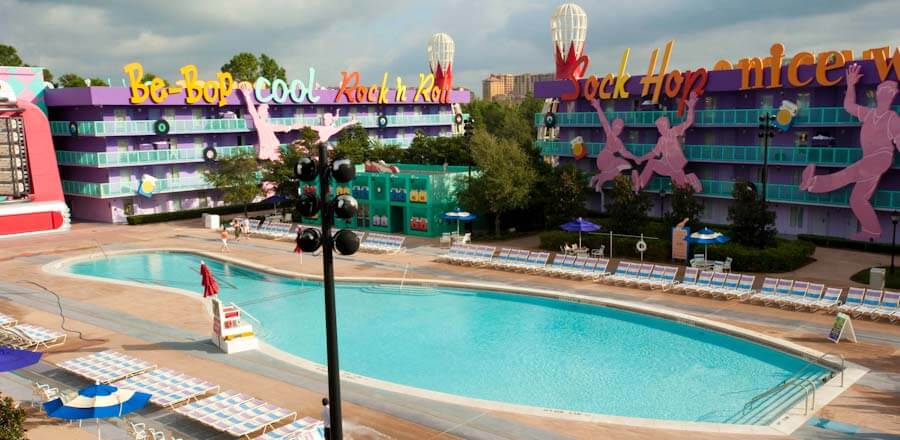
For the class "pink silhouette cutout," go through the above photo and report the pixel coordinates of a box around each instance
[800,64,900,240]
[632,92,702,193]
[238,84,357,161]
[588,99,637,192]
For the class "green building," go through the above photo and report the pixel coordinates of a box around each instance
[302,164,470,237]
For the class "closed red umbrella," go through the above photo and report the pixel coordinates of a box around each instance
[200,261,219,298]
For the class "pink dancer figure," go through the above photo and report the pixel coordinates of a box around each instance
[588,99,638,192]
[238,84,307,161]
[800,64,900,240]
[632,92,701,193]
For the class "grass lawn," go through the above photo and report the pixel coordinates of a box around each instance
[850,266,900,289]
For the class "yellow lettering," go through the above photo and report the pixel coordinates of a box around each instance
[395,77,407,102]
[788,51,815,87]
[613,47,631,99]
[816,51,845,87]
[181,64,203,105]
[149,77,167,103]
[216,72,234,107]
[737,57,766,90]
[640,41,671,102]
[124,62,149,104]
[378,73,390,104]
[203,80,220,104]
[414,73,435,102]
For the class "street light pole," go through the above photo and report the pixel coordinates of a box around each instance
[318,141,343,439]
[659,188,667,219]
[892,211,899,274]
[758,112,775,203]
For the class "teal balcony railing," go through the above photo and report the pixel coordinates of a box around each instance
[637,177,900,210]
[535,106,900,128]
[56,145,255,168]
[62,176,214,198]
[537,140,900,168]
[51,113,467,137]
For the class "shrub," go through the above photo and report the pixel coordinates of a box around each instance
[728,180,776,247]
[126,202,272,225]
[0,394,26,440]
[705,238,815,273]
[605,175,650,235]
[799,234,895,255]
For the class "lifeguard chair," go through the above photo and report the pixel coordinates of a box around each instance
[210,297,259,354]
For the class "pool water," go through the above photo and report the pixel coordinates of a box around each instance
[66,251,828,424]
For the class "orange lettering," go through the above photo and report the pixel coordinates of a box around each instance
[816,51,845,87]
[663,70,683,98]
[640,42,672,103]
[583,76,600,100]
[869,47,900,81]
[737,57,765,90]
[598,74,614,100]
[713,60,733,71]
[788,52,815,87]
[767,43,785,89]
[335,71,360,103]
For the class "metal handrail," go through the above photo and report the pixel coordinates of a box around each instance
[817,352,845,387]
[743,376,815,416]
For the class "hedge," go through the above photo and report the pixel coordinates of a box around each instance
[539,231,815,273]
[126,202,274,225]
[798,234,895,255]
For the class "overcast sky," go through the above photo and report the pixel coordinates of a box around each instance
[2,0,899,90]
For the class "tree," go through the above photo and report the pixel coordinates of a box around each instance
[258,53,287,81]
[0,44,23,67]
[203,150,262,217]
[605,175,651,235]
[87,77,108,87]
[456,128,537,235]
[728,181,777,247]
[0,394,26,440]
[403,133,471,165]
[533,164,587,228]
[57,73,86,88]
[368,143,404,163]
[664,184,704,230]
[221,52,260,82]
[333,124,372,163]
[140,72,168,86]
[262,127,318,209]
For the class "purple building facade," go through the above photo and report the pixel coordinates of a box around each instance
[45,86,470,223]
[535,57,900,242]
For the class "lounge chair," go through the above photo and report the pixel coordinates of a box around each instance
[696,272,727,297]
[836,287,867,314]
[779,281,809,308]
[710,273,742,299]
[851,289,884,318]
[869,291,900,321]
[672,267,699,294]
[765,279,794,306]
[175,391,253,419]
[114,368,220,408]
[749,277,779,303]
[808,287,843,312]
[791,283,824,310]
[0,324,66,350]
[591,259,611,280]
[252,417,322,440]
[58,350,154,384]
[687,270,713,295]
[644,266,677,290]
[225,403,296,438]
[723,274,755,301]
[0,313,17,328]
[608,262,640,285]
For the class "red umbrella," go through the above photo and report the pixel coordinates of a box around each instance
[200,261,219,298]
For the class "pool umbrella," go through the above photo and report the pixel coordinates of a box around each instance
[262,194,288,213]
[0,347,41,372]
[442,208,477,235]
[43,383,151,439]
[560,217,601,248]
[685,227,730,260]
[200,261,219,298]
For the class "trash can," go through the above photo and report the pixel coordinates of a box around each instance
[203,213,220,230]
[870,267,886,289]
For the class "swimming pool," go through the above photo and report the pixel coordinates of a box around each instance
[64,251,831,425]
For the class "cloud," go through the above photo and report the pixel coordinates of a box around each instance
[2,0,899,91]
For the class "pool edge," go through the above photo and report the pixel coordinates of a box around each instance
[42,247,868,436]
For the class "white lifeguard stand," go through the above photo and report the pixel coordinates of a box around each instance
[210,297,259,354]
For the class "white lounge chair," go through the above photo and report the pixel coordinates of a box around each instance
[837,287,867,314]
[0,324,67,350]
[851,289,884,318]
[672,267,699,294]
[252,416,322,440]
[869,291,900,321]
[749,277,779,303]
[114,368,220,408]
[808,287,843,312]
[58,350,155,384]
[791,283,824,310]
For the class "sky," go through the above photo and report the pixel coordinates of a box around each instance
[2,0,899,91]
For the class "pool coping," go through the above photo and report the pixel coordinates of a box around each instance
[43,247,868,436]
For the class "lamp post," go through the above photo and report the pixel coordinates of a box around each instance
[892,211,899,274]
[294,143,361,440]
[758,112,775,203]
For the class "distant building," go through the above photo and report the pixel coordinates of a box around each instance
[482,73,553,101]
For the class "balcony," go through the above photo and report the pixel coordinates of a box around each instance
[639,177,900,210]
[535,106,900,128]
[56,145,255,168]
[62,176,214,198]
[50,113,466,137]
[537,140,900,168]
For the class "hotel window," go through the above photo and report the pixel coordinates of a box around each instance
[704,96,716,109]
[117,139,129,153]
[413,106,421,115]
[790,169,803,185]
[704,131,716,145]
[628,130,639,144]
[194,137,204,149]
[760,94,774,109]
[796,131,809,146]
[192,108,202,120]
[163,108,176,120]
[397,128,406,138]
[123,199,135,216]
[789,207,804,228]
[605,101,614,113]
[397,106,404,115]
[168,137,177,149]
[797,93,811,109]
[114,109,128,121]
[119,169,130,182]
[170,166,179,181]
[198,193,208,209]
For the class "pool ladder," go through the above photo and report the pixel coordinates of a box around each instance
[741,351,845,420]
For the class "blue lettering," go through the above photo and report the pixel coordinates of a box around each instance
[270,79,289,104]
[254,77,273,103]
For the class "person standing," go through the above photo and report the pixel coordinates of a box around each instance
[321,397,331,439]
[233,219,242,242]
[220,227,229,253]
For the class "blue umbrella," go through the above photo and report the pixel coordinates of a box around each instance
[443,208,477,234]
[685,227,729,259]
[0,347,41,372]
[560,217,601,248]
[44,383,151,439]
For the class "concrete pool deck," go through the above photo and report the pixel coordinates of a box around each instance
[2,219,899,439]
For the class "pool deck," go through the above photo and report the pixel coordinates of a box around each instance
[2,219,899,439]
